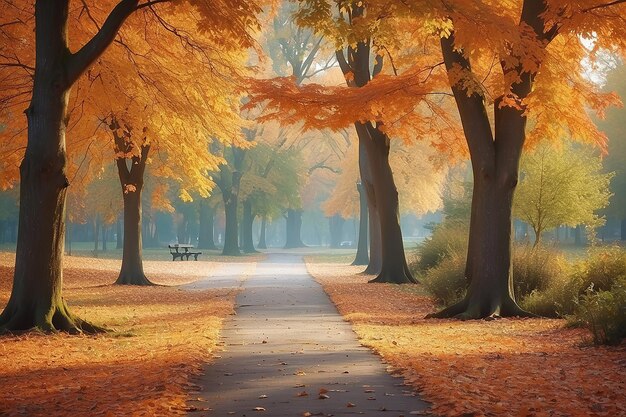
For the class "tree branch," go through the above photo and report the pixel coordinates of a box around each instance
[583,0,626,12]
[66,0,140,86]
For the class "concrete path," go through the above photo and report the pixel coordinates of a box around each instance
[188,253,429,417]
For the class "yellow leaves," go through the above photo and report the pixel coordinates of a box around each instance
[178,189,194,203]
[123,184,137,194]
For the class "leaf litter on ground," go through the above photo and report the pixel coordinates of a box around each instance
[0,252,257,416]
[306,260,626,417]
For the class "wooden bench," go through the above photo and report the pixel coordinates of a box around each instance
[168,244,202,261]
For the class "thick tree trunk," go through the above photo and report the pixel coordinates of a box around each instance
[352,181,369,266]
[258,216,268,249]
[329,215,345,248]
[242,200,258,253]
[284,209,306,248]
[363,206,382,274]
[116,217,123,249]
[198,200,217,250]
[362,124,416,284]
[428,28,544,319]
[66,221,73,256]
[222,171,241,256]
[116,189,151,285]
[0,0,102,333]
[431,173,530,319]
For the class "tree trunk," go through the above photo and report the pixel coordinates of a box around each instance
[116,188,151,285]
[362,123,416,284]
[66,221,73,256]
[0,0,101,333]
[112,124,153,286]
[93,215,100,253]
[329,215,345,248]
[222,171,241,256]
[102,225,107,252]
[427,28,545,320]
[621,218,626,241]
[284,209,306,248]
[116,217,123,249]
[363,206,382,274]
[353,186,369,265]
[258,216,268,249]
[242,200,258,253]
[198,200,217,250]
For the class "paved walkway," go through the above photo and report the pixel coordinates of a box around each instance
[188,253,429,417]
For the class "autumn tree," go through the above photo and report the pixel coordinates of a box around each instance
[264,2,336,248]
[514,143,612,247]
[0,0,264,332]
[250,0,625,317]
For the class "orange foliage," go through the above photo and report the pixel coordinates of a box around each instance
[307,260,626,417]
[0,253,257,416]
[247,0,626,158]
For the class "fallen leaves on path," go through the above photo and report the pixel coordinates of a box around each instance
[0,252,254,416]
[307,261,626,417]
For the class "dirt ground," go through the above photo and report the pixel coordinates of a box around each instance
[306,261,626,417]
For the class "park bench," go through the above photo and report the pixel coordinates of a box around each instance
[168,244,202,261]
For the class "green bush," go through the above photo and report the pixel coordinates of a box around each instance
[420,253,467,307]
[410,222,468,274]
[571,247,626,294]
[570,278,626,345]
[522,247,626,343]
[513,245,564,300]
[520,273,581,317]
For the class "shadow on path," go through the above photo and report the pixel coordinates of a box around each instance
[188,253,430,416]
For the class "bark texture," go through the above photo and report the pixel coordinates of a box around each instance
[1,0,138,333]
[112,121,153,286]
[429,2,554,319]
[352,181,369,266]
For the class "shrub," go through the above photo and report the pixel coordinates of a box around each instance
[410,221,468,274]
[571,247,626,295]
[521,273,581,317]
[513,245,564,300]
[420,253,467,307]
[570,278,626,345]
[522,247,626,328]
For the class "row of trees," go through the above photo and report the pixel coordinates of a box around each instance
[249,0,626,319]
[1,0,626,333]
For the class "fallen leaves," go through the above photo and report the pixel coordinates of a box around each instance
[307,261,626,417]
[0,253,251,416]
